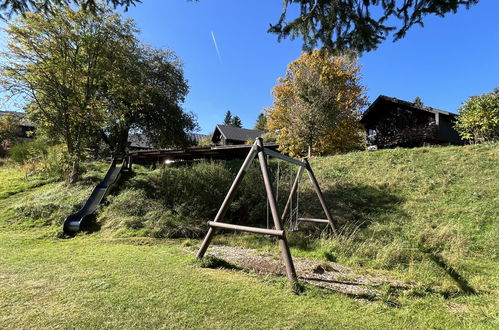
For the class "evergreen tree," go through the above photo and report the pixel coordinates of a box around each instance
[254,113,267,131]
[230,116,242,128]
[269,0,479,53]
[223,110,233,125]
[413,96,424,108]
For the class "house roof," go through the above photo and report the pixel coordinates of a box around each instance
[128,134,153,149]
[0,110,35,127]
[130,142,279,162]
[187,133,208,144]
[212,124,264,143]
[360,95,457,124]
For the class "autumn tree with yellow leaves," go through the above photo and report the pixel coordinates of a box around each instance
[266,50,367,157]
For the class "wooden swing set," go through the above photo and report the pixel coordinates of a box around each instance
[197,137,338,284]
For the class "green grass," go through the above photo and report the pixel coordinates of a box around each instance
[0,164,56,199]
[0,143,498,328]
[1,230,497,329]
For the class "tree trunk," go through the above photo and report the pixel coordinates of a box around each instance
[113,126,130,159]
[68,159,80,184]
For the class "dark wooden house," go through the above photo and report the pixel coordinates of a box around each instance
[211,125,263,145]
[360,95,463,149]
[0,111,36,140]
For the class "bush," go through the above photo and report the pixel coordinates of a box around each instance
[9,140,48,164]
[455,90,499,143]
[9,141,73,180]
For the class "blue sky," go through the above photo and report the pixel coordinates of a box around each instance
[121,1,499,134]
[3,1,498,135]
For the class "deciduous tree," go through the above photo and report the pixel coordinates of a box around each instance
[266,50,367,156]
[1,5,195,182]
[0,0,139,18]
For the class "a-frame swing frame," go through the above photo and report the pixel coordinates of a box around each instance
[197,138,338,284]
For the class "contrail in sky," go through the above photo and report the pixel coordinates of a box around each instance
[211,31,222,64]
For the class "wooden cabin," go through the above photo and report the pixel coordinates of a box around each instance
[360,95,463,149]
[211,125,263,145]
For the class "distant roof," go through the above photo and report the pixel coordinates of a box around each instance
[130,142,279,162]
[361,95,457,124]
[212,125,263,143]
[187,133,208,144]
[128,134,153,149]
[128,132,209,150]
[0,110,35,127]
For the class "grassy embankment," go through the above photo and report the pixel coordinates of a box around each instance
[0,143,497,328]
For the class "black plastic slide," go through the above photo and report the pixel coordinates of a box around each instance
[63,158,127,234]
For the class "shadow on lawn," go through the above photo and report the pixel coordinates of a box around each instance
[296,183,406,233]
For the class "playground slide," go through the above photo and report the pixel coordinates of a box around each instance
[63,158,127,234]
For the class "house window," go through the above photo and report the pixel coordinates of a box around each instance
[368,129,377,136]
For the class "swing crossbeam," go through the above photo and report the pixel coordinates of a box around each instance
[297,217,330,224]
[208,221,284,237]
[263,148,307,167]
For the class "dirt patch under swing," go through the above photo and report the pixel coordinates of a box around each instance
[187,245,413,298]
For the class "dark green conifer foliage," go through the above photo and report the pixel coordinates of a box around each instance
[413,96,424,108]
[223,111,232,125]
[231,116,242,128]
[254,113,267,131]
[269,0,479,53]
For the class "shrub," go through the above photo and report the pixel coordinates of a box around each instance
[455,90,499,143]
[9,141,77,181]
[9,140,47,164]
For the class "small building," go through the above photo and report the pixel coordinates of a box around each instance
[211,125,263,145]
[0,111,36,140]
[127,132,208,150]
[360,95,463,149]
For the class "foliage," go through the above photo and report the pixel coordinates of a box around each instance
[266,50,367,156]
[269,0,479,53]
[8,140,48,164]
[223,110,232,125]
[10,141,71,180]
[1,143,498,316]
[197,135,213,146]
[222,110,243,128]
[0,114,19,143]
[253,113,267,131]
[413,96,424,108]
[454,90,499,143]
[0,0,139,18]
[0,114,20,155]
[1,5,196,182]
[231,116,242,128]
[368,105,439,149]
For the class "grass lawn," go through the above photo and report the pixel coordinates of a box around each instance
[0,144,498,328]
[0,229,497,329]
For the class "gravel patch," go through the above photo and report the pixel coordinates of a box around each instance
[186,245,412,298]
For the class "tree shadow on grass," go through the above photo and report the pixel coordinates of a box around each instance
[297,183,407,233]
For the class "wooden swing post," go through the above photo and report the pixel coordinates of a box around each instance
[256,138,298,284]
[196,142,258,258]
[304,158,339,236]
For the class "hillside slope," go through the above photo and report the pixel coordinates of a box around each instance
[0,143,497,328]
